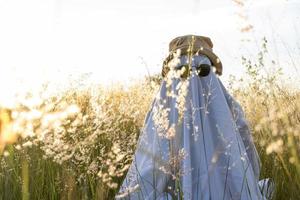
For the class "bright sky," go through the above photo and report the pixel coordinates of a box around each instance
[0,0,299,106]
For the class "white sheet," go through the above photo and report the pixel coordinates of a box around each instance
[116,55,273,200]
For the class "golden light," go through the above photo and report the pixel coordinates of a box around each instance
[0,108,17,153]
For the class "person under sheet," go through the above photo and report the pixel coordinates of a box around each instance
[115,35,274,200]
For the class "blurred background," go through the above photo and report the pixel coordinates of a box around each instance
[0,0,299,106]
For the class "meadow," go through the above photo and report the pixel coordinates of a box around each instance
[0,38,299,200]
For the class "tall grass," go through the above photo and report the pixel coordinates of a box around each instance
[0,38,299,199]
[0,80,158,200]
[227,38,300,200]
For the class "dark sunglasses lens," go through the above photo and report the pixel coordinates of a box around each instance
[196,64,211,77]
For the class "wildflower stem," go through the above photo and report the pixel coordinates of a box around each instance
[22,157,29,200]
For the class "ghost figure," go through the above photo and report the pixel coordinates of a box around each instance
[115,35,274,200]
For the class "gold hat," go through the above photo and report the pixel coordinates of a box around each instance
[162,35,223,77]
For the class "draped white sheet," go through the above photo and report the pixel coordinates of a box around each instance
[115,55,274,200]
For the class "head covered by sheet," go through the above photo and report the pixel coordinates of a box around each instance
[115,35,272,200]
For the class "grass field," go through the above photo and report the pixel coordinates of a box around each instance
[0,38,299,200]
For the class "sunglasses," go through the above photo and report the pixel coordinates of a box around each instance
[175,63,211,79]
